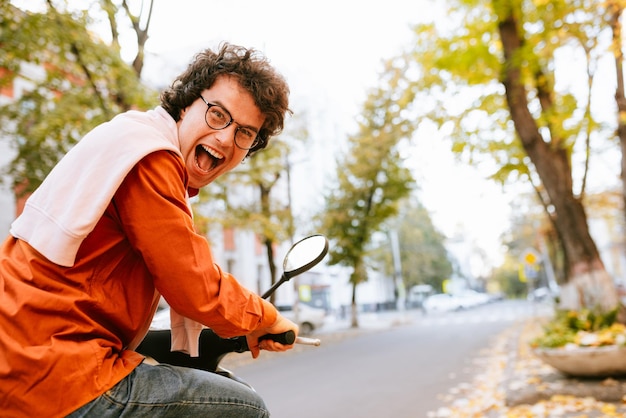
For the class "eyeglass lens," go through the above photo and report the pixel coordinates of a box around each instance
[204,102,259,150]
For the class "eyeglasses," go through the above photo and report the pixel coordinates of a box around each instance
[199,95,262,151]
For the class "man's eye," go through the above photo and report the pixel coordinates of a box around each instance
[238,128,255,139]
[210,108,227,122]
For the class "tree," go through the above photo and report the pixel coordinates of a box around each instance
[373,198,453,293]
[319,59,415,327]
[100,0,154,76]
[492,256,527,299]
[0,1,155,195]
[394,0,621,313]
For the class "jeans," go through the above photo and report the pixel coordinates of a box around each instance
[67,363,269,417]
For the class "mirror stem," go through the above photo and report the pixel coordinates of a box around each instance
[261,274,287,300]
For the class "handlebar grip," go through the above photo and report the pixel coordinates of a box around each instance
[258,330,296,345]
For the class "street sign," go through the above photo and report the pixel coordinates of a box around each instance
[519,248,541,282]
[522,248,540,265]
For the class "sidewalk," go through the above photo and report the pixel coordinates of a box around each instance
[494,319,626,417]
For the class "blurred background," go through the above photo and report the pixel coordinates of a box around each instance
[1,0,625,328]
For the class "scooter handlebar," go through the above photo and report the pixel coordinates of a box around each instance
[258,330,296,345]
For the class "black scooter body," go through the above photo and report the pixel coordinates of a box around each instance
[136,328,247,372]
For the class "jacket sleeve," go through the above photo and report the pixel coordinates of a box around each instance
[113,150,277,337]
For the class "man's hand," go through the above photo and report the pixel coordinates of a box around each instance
[246,315,298,359]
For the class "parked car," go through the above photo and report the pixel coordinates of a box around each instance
[275,303,327,335]
[423,293,463,312]
[527,286,552,302]
[454,290,490,308]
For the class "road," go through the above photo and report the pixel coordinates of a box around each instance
[228,300,540,418]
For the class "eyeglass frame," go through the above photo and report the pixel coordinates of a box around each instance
[199,95,263,151]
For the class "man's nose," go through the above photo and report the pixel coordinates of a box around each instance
[215,123,238,143]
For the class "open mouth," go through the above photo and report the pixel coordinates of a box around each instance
[195,144,224,173]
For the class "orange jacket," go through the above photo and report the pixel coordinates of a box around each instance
[0,151,277,417]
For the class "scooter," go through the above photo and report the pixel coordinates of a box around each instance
[136,234,328,387]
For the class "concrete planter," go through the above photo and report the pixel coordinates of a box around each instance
[534,345,626,377]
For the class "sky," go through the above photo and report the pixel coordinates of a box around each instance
[14,0,513,274]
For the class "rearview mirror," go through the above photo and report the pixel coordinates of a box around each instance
[261,234,329,299]
[283,234,329,278]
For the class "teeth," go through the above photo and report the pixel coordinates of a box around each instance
[202,144,224,160]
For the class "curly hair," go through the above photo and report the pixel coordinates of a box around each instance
[160,42,291,156]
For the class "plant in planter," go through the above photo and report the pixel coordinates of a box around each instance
[530,308,626,377]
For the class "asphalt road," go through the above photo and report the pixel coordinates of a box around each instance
[231,301,531,418]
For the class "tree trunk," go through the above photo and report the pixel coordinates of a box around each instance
[350,282,359,328]
[496,0,618,312]
[263,237,277,305]
[259,184,277,304]
[349,257,366,328]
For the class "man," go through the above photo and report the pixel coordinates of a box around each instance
[0,42,297,417]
